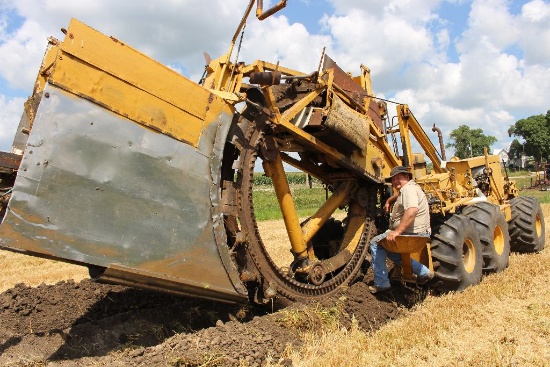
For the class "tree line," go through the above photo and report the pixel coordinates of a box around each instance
[444,110,550,162]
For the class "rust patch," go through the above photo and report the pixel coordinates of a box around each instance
[308,109,324,126]
[109,36,125,46]
[368,99,383,131]
[323,54,368,106]
[0,152,22,172]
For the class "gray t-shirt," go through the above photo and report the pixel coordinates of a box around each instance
[389,180,431,234]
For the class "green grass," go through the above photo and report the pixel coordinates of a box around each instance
[253,172,321,186]
[252,172,330,221]
[253,186,330,221]
[506,169,532,177]
[519,188,550,203]
[512,176,533,189]
[509,169,550,203]
[251,172,550,221]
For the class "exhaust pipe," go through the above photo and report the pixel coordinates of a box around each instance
[432,124,447,161]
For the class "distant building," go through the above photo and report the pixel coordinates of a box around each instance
[493,148,509,165]
[508,155,531,170]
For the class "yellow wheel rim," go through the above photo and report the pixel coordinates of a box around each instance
[463,239,476,273]
[536,213,542,238]
[494,225,505,255]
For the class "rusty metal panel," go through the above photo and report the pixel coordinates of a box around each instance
[0,152,21,173]
[368,99,384,132]
[0,84,245,301]
[322,55,385,142]
[323,54,368,106]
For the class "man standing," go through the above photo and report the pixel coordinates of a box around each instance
[369,166,433,294]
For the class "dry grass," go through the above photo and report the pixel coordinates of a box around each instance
[257,213,347,268]
[0,250,88,292]
[282,204,550,367]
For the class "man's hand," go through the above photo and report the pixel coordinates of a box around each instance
[386,230,401,242]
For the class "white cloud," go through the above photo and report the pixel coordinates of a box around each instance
[0,0,250,91]
[0,95,25,152]
[436,29,450,52]
[0,19,48,90]
[0,0,549,156]
[518,0,550,65]
[521,0,550,22]
[239,15,332,73]
[320,6,442,93]
[458,0,519,51]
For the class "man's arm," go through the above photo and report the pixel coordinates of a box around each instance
[386,207,418,242]
[384,193,398,213]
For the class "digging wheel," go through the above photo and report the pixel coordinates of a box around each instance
[430,214,483,292]
[222,114,376,304]
[508,197,545,253]
[463,202,510,273]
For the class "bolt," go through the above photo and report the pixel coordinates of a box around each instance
[264,286,277,298]
[44,93,50,98]
[240,271,254,282]
[235,231,246,244]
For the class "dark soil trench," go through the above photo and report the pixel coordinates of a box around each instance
[0,274,426,366]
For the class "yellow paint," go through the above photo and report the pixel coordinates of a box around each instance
[52,19,221,147]
[494,223,505,255]
[463,238,477,273]
[281,88,324,123]
[397,104,444,174]
[501,204,512,221]
[381,235,431,281]
[302,180,354,243]
[263,154,308,260]
[34,37,62,96]
[338,202,366,255]
[241,60,305,77]
[536,213,543,237]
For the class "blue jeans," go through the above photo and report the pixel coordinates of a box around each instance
[370,230,431,288]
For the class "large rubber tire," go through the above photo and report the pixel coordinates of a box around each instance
[508,197,545,253]
[430,214,483,292]
[463,202,510,273]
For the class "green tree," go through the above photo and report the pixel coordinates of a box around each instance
[508,110,550,162]
[508,138,523,160]
[445,125,497,159]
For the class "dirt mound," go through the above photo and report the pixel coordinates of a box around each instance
[0,276,422,366]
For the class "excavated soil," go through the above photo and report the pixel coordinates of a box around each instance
[0,273,424,366]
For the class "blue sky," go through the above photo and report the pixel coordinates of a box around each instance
[1,0,549,156]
